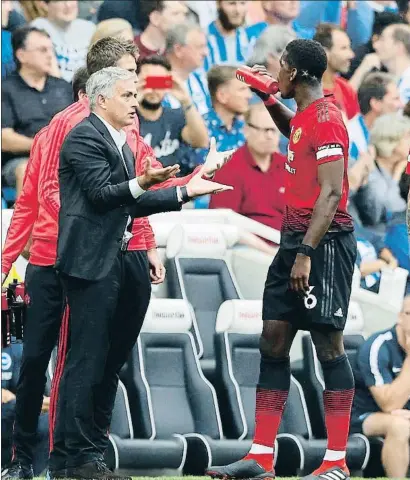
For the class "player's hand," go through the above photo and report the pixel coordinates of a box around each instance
[290,253,311,295]
[147,249,166,285]
[202,137,236,179]
[138,156,180,189]
[248,65,275,101]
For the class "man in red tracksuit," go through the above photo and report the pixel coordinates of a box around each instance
[2,38,230,479]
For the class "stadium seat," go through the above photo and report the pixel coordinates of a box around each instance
[213,300,370,476]
[125,298,253,475]
[165,224,242,380]
[104,378,186,473]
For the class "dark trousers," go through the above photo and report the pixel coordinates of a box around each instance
[13,264,65,465]
[49,250,151,469]
[3,401,50,475]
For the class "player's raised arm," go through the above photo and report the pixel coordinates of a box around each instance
[237,64,295,138]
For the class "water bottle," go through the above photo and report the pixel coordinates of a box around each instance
[236,66,279,95]
[2,291,11,348]
[8,279,25,342]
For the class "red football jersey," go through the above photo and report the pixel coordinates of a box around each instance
[283,96,353,233]
[407,152,410,174]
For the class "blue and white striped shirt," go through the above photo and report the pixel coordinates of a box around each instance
[348,114,369,163]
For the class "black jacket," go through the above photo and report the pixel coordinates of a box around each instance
[56,113,181,280]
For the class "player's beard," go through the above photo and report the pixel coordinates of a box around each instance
[140,98,162,111]
[218,8,243,32]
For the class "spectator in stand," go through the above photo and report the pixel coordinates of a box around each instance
[164,22,211,115]
[313,23,359,120]
[97,0,141,32]
[136,55,208,171]
[90,18,134,45]
[209,101,285,232]
[31,0,96,82]
[349,72,402,162]
[246,24,297,154]
[1,342,49,476]
[134,0,187,61]
[374,23,410,104]
[205,1,258,70]
[200,65,251,161]
[352,113,410,237]
[350,295,410,479]
[71,66,89,102]
[345,11,405,82]
[2,1,16,77]
[1,26,72,196]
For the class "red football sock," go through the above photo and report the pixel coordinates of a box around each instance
[244,388,288,472]
[313,389,354,475]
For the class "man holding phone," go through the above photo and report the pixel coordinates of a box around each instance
[137,55,209,172]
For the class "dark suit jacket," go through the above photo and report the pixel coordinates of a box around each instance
[56,113,181,281]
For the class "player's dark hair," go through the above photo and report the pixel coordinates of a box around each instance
[283,39,327,86]
[72,66,89,102]
[137,55,171,74]
[358,72,394,115]
[372,11,405,37]
[87,37,138,75]
[12,26,50,70]
[313,23,345,50]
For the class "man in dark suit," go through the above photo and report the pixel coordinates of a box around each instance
[49,66,231,479]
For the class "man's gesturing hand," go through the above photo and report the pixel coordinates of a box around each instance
[290,253,311,295]
[186,168,233,198]
[202,137,236,178]
[147,249,166,285]
[138,156,180,190]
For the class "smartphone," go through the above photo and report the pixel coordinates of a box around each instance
[144,75,173,89]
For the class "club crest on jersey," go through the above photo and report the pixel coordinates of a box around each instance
[292,127,302,144]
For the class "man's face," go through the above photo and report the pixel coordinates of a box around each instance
[157,1,188,34]
[327,30,354,74]
[138,63,169,107]
[178,30,208,72]
[277,53,296,99]
[103,78,138,128]
[115,54,138,79]
[245,106,279,155]
[47,0,78,25]
[262,0,300,22]
[377,82,403,114]
[218,78,252,114]
[18,31,54,74]
[374,25,397,64]
[398,296,410,337]
[218,1,248,31]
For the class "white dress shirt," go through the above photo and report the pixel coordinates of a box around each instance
[94,114,145,199]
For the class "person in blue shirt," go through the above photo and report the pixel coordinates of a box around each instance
[350,295,410,478]
[2,342,49,477]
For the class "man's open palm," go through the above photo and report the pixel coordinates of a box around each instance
[186,170,233,198]
[139,156,180,189]
[203,137,236,177]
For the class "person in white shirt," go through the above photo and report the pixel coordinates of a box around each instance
[374,23,410,104]
[31,0,95,82]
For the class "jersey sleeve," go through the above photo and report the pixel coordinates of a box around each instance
[357,337,394,388]
[312,116,348,166]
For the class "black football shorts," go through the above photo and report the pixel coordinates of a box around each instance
[262,231,357,331]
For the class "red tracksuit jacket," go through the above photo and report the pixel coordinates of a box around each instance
[2,99,199,275]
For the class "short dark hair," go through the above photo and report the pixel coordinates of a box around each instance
[313,23,345,50]
[87,37,138,75]
[372,11,405,36]
[358,72,394,115]
[207,65,237,102]
[12,26,50,70]
[72,66,89,102]
[139,0,166,30]
[137,55,171,74]
[284,39,328,85]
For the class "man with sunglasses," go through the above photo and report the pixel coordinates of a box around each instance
[210,101,286,233]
